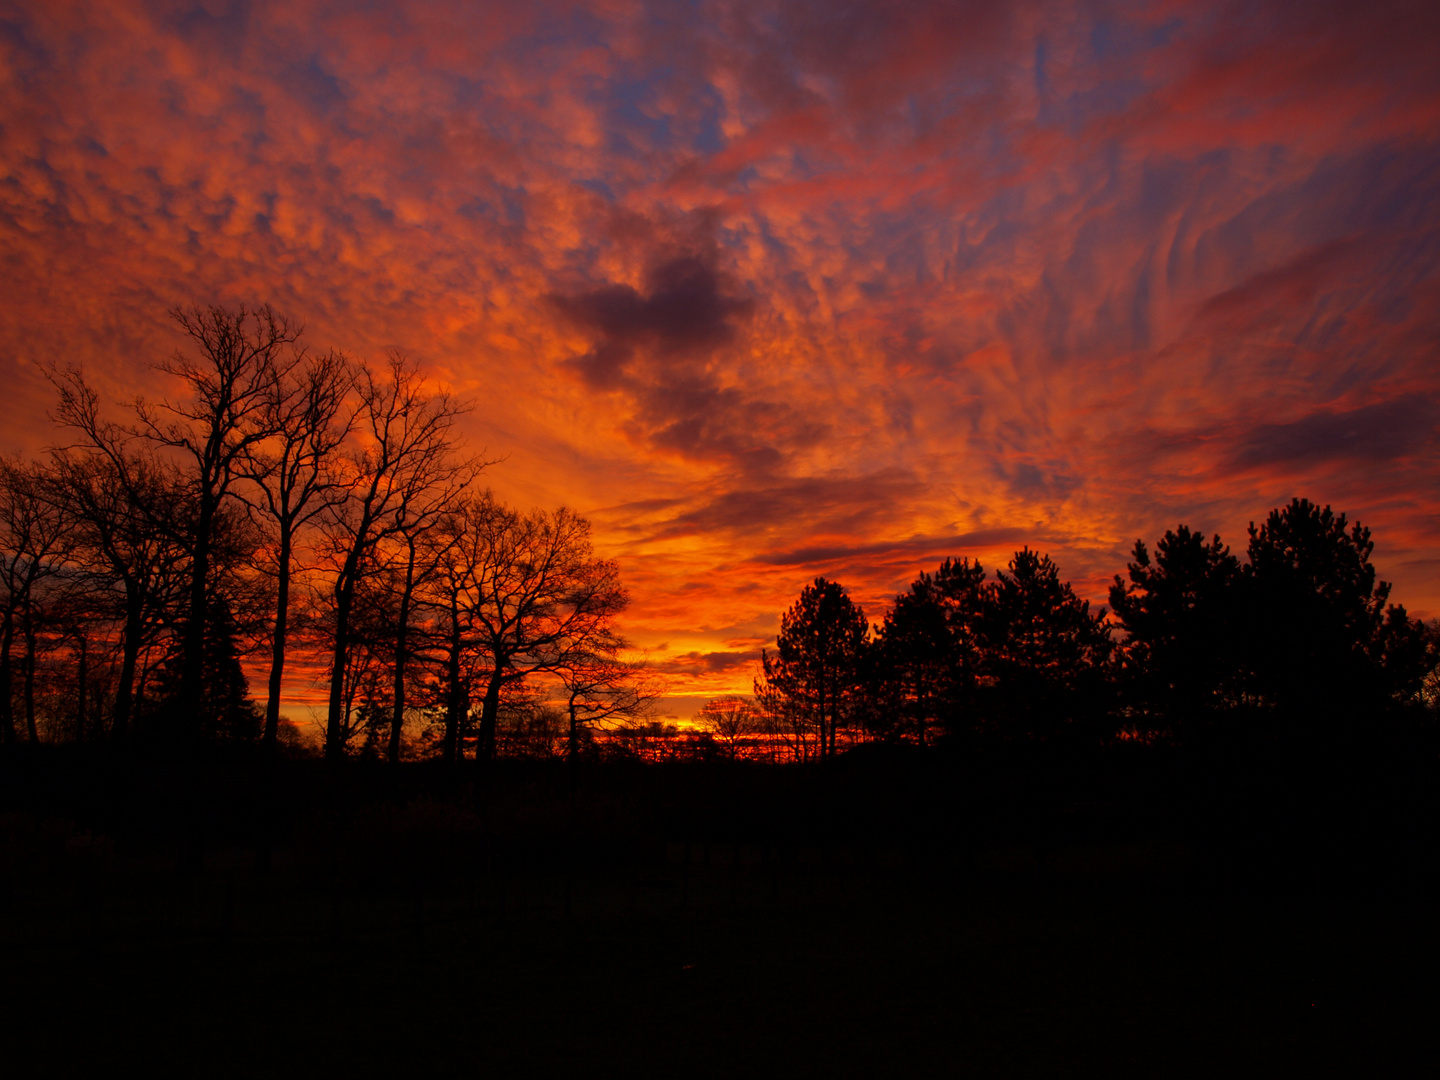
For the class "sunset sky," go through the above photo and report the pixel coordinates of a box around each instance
[3,1,1438,718]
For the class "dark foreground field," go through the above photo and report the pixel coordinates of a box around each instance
[2,746,1436,1078]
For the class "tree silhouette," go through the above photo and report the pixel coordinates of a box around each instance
[51,450,189,742]
[875,557,987,746]
[0,457,73,745]
[415,497,489,765]
[1109,526,1242,738]
[148,592,263,742]
[695,695,760,761]
[320,354,475,761]
[757,577,869,761]
[138,305,300,731]
[241,347,355,755]
[462,496,628,763]
[1244,498,1432,726]
[555,636,652,763]
[380,465,471,765]
[47,306,300,737]
[982,549,1111,742]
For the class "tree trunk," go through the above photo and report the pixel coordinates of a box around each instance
[442,616,462,767]
[477,667,504,763]
[388,541,417,766]
[568,697,579,762]
[74,632,88,746]
[181,495,214,735]
[325,569,356,761]
[22,610,37,743]
[818,670,828,762]
[0,606,16,746]
[263,524,292,755]
[112,596,144,743]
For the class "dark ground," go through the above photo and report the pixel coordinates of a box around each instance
[1,745,1436,1077]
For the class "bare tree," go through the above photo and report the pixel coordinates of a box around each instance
[379,508,462,763]
[414,501,485,765]
[752,672,815,763]
[0,456,74,744]
[44,580,112,745]
[462,494,630,763]
[240,348,355,753]
[51,450,191,741]
[138,305,300,730]
[320,353,477,762]
[555,634,654,762]
[695,695,760,762]
[48,306,301,733]
[419,495,648,764]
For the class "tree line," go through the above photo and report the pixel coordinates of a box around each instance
[7,305,1436,769]
[701,503,1438,760]
[0,305,646,762]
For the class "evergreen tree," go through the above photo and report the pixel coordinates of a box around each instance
[981,549,1112,742]
[148,594,262,743]
[1109,526,1243,737]
[1244,498,1434,727]
[758,577,869,760]
[875,557,987,746]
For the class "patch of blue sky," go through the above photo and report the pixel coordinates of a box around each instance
[1034,74,1152,135]
[502,2,609,59]
[597,68,680,158]
[280,54,348,116]
[1088,14,1183,63]
[161,0,253,46]
[576,177,617,202]
[692,98,727,156]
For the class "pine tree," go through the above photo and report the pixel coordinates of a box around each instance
[757,578,869,760]
[981,549,1112,742]
[875,557,987,746]
[1109,525,1242,737]
[1244,498,1433,726]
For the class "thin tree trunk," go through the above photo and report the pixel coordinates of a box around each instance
[74,632,88,746]
[181,496,214,733]
[0,606,16,746]
[325,569,356,761]
[113,603,143,743]
[388,540,417,765]
[442,617,462,767]
[22,609,37,743]
[263,525,292,755]
[568,697,579,762]
[477,667,503,763]
[818,673,828,762]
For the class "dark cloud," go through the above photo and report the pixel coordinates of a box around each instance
[1196,238,1365,330]
[553,255,753,387]
[650,648,766,679]
[550,251,806,471]
[600,257,747,347]
[651,649,759,676]
[1001,461,1079,502]
[648,470,929,541]
[1229,397,1437,470]
[757,529,1028,568]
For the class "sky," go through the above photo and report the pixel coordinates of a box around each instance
[2,0,1439,718]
